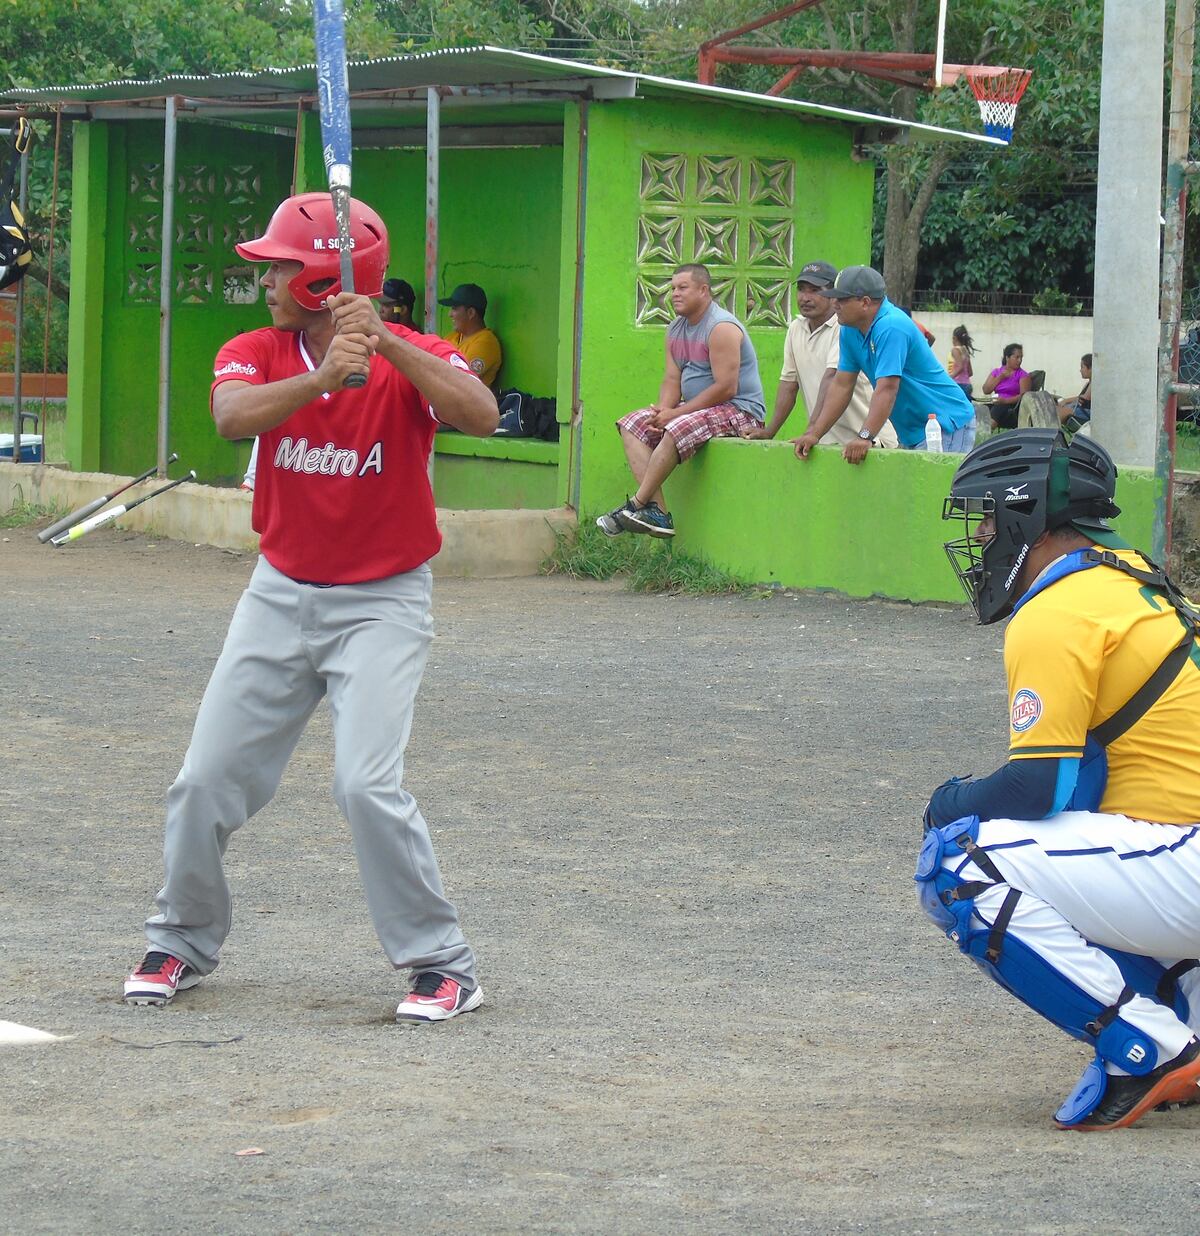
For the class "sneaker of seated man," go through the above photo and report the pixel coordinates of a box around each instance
[439,283,502,392]
[595,262,766,540]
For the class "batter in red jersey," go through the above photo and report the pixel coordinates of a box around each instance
[122,193,499,1023]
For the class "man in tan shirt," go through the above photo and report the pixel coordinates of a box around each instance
[740,260,898,451]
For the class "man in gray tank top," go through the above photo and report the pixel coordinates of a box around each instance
[596,263,766,539]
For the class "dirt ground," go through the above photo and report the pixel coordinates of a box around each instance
[2,521,1198,1235]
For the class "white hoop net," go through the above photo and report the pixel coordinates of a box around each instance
[976,98,1020,141]
[966,68,1032,143]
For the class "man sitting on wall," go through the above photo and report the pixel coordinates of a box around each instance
[440,283,502,391]
[595,262,767,540]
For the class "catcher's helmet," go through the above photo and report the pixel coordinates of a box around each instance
[235,192,389,311]
[943,428,1122,624]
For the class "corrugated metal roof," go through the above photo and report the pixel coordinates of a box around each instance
[0,45,1000,145]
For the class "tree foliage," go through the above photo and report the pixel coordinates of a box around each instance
[0,0,394,88]
[640,0,1107,303]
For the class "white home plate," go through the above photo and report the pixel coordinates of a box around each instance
[0,1020,70,1045]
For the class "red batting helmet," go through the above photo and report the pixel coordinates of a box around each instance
[235,192,389,311]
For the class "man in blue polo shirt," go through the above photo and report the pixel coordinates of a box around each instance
[793,265,976,464]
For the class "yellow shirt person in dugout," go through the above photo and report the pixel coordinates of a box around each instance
[439,282,502,391]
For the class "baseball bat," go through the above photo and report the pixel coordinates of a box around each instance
[51,470,196,546]
[312,0,366,390]
[37,453,179,543]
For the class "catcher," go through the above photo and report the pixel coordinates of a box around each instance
[918,428,1200,1131]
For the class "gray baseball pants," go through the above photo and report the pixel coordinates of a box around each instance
[144,555,477,988]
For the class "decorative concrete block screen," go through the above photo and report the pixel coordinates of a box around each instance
[635,153,794,329]
[124,163,273,307]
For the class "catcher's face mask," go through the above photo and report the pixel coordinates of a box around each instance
[944,493,999,621]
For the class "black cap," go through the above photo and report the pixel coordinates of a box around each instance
[795,260,837,289]
[380,278,415,307]
[437,283,487,313]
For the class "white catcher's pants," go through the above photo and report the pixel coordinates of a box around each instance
[942,811,1200,1066]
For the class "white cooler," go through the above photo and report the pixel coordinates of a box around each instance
[0,433,43,463]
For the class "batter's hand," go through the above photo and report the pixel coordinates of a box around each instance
[326,291,385,351]
[842,438,872,465]
[792,432,819,459]
[315,330,372,391]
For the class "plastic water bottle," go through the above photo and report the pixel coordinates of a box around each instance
[924,413,943,453]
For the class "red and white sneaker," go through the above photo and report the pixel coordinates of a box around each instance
[123,951,201,1006]
[396,973,483,1023]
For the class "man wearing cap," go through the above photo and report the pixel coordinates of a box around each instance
[440,283,502,391]
[741,260,898,451]
[794,265,975,464]
[379,277,417,329]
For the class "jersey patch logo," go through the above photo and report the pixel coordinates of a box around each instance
[1010,688,1043,733]
[470,357,485,374]
[215,360,257,378]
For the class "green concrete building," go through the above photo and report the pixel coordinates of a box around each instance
[1,48,1158,599]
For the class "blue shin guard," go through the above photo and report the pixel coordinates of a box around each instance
[916,817,1159,1123]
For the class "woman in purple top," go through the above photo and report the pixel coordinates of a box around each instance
[982,342,1031,430]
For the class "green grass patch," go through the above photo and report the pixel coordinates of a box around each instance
[544,519,749,595]
[0,500,59,528]
[1176,422,1200,473]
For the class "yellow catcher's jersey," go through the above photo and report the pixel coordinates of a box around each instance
[1005,549,1200,824]
[445,328,502,390]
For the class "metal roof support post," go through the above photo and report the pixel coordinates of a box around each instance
[1158,0,1195,558]
[424,86,440,334]
[568,101,588,513]
[425,86,440,489]
[10,134,28,460]
[156,95,178,477]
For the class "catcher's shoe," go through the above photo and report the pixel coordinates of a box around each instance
[396,973,483,1024]
[1058,1038,1200,1132]
[123,951,201,1006]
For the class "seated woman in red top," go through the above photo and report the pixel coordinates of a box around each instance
[982,342,1031,431]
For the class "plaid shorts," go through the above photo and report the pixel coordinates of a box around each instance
[617,403,760,462]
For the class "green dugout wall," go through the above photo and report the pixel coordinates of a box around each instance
[66,114,564,489]
[572,97,873,516]
[66,120,292,482]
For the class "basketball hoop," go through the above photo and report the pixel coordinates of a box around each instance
[964,66,1032,143]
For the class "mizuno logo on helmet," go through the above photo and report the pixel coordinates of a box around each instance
[1005,484,1028,501]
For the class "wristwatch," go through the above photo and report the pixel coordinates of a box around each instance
[857,429,876,443]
